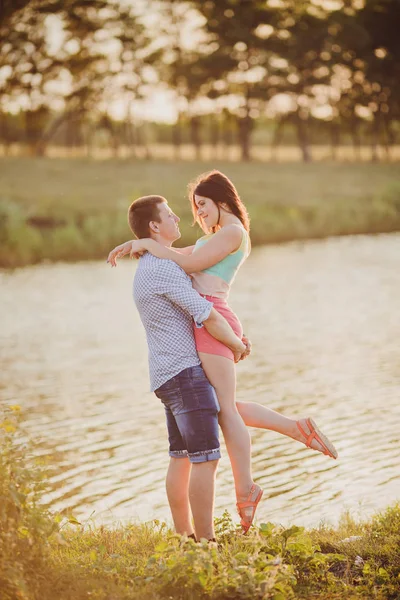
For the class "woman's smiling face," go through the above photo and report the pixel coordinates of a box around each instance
[194,194,220,230]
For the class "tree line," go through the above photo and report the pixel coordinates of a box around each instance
[0,0,399,162]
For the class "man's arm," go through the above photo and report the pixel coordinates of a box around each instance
[203,309,245,362]
[154,261,245,361]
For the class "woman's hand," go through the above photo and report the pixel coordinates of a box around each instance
[107,240,134,267]
[129,239,150,259]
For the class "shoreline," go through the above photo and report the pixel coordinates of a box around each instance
[2,409,400,599]
[1,211,400,270]
[1,157,399,268]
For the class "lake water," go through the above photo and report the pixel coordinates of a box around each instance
[1,233,399,528]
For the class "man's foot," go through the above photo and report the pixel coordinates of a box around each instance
[236,483,263,534]
[296,417,338,459]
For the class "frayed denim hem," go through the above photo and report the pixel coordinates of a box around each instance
[188,447,221,464]
[169,449,188,459]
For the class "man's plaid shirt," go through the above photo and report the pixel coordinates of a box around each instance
[133,252,212,391]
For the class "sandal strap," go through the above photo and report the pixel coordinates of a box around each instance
[297,418,330,455]
[236,500,257,510]
[236,486,262,511]
[236,484,258,510]
[236,486,263,533]
[306,418,332,455]
[297,420,312,447]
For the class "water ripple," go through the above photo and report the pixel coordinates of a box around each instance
[1,234,399,527]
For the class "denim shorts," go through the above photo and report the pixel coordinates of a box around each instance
[154,365,221,463]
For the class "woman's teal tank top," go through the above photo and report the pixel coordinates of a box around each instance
[191,227,249,299]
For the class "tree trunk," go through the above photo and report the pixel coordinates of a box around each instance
[382,114,395,161]
[141,122,151,160]
[349,118,361,161]
[330,122,340,161]
[0,112,11,156]
[271,117,286,161]
[36,108,83,157]
[237,114,252,162]
[222,111,234,160]
[370,114,380,162]
[111,123,119,159]
[209,113,220,160]
[296,111,312,163]
[172,111,182,160]
[190,115,201,160]
[125,119,135,158]
[25,110,38,155]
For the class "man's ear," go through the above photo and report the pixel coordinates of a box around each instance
[149,220,159,233]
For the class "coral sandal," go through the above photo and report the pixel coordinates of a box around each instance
[236,484,264,534]
[297,417,338,459]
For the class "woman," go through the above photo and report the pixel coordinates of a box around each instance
[108,170,337,533]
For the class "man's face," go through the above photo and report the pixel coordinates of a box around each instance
[153,201,181,242]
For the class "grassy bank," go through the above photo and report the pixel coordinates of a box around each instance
[0,157,400,267]
[1,407,400,600]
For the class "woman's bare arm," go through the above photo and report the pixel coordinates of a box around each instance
[107,240,134,266]
[174,245,195,255]
[130,225,243,273]
[107,242,194,266]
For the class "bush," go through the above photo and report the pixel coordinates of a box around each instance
[0,200,43,267]
[0,406,54,599]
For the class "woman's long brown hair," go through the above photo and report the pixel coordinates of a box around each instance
[189,170,250,235]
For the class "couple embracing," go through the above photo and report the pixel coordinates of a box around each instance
[107,170,337,542]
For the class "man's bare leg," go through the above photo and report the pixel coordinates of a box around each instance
[189,459,219,541]
[166,457,194,536]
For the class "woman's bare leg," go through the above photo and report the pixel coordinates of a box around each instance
[198,352,261,506]
[236,402,303,438]
[236,402,334,454]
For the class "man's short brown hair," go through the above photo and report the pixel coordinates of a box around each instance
[128,195,166,239]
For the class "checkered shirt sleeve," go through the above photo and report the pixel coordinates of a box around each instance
[154,260,212,327]
[133,254,214,390]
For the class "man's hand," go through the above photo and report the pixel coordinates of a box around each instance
[232,339,246,364]
[239,335,252,361]
[107,241,134,267]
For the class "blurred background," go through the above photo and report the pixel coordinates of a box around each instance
[1,0,400,266]
[0,0,399,528]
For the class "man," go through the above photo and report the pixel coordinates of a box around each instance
[107,195,248,541]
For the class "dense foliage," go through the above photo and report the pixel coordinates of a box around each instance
[0,0,399,161]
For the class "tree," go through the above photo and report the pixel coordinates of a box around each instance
[355,0,400,159]
[0,0,155,155]
[190,0,277,161]
[155,1,214,159]
[0,0,32,26]
[326,0,400,160]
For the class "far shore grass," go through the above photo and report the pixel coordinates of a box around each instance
[1,407,400,600]
[0,156,400,267]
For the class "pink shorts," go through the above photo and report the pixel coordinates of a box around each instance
[194,295,243,361]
